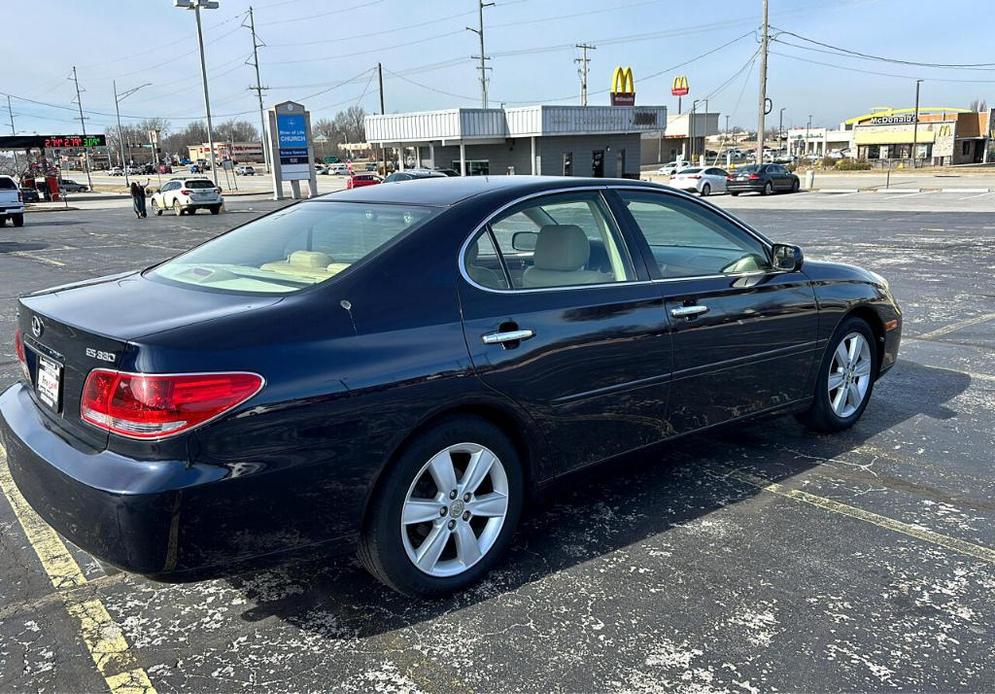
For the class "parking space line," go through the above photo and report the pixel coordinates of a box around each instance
[0,450,157,694]
[719,468,995,565]
[917,312,995,340]
[9,251,67,268]
[959,191,995,201]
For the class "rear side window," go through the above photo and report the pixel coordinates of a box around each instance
[465,192,634,290]
[0,177,18,189]
[149,202,437,294]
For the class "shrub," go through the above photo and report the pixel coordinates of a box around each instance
[835,158,871,171]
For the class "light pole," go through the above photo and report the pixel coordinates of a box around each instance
[690,99,702,162]
[805,114,812,159]
[778,107,786,153]
[113,80,151,186]
[911,79,923,168]
[175,0,220,185]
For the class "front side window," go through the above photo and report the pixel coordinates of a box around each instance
[620,191,770,279]
[465,192,633,290]
[150,202,437,294]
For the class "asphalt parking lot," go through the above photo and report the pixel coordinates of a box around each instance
[1,194,993,692]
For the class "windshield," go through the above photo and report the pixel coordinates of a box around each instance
[149,201,437,294]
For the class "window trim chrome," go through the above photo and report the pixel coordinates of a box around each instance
[457,183,778,295]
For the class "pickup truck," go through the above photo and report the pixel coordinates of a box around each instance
[0,176,25,227]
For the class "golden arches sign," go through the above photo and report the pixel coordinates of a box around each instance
[610,66,635,106]
[671,75,689,97]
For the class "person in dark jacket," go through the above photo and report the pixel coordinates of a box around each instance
[130,180,148,218]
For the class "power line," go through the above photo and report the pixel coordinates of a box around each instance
[255,0,383,27]
[770,27,995,69]
[770,50,995,84]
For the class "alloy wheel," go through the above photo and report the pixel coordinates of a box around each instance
[828,332,872,418]
[401,442,509,578]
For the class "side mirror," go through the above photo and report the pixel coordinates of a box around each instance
[771,243,803,272]
[512,231,538,252]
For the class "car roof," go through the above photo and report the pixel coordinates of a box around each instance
[311,175,664,207]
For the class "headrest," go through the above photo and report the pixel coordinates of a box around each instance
[533,225,589,271]
[288,250,333,269]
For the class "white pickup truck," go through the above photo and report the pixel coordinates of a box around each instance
[0,175,25,227]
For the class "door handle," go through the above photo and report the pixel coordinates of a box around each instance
[670,305,709,318]
[482,329,535,345]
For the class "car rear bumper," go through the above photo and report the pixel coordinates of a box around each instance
[0,206,25,215]
[0,383,227,577]
[726,182,765,193]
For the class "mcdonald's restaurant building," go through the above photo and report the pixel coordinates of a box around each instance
[364,104,667,178]
[847,108,994,165]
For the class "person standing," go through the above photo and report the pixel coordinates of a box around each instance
[130,180,148,218]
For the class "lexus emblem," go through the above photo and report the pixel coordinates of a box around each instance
[31,315,43,338]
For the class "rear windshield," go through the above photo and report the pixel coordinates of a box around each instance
[737,165,760,173]
[186,180,215,189]
[678,168,702,174]
[0,177,16,189]
[148,201,437,294]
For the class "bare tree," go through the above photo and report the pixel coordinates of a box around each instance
[969,98,989,112]
[214,119,259,143]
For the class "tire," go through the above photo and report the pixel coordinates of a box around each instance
[763,181,774,196]
[210,205,221,215]
[359,416,524,597]
[791,179,800,193]
[11,214,23,227]
[151,199,162,216]
[730,192,739,197]
[700,182,711,197]
[797,316,877,433]
[173,201,183,216]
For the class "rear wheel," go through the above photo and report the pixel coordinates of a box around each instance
[763,181,774,196]
[729,191,740,197]
[797,316,877,432]
[700,182,711,197]
[11,214,23,227]
[0,216,6,226]
[359,416,523,597]
[210,205,221,215]
[173,200,182,216]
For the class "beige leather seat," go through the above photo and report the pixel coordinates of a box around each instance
[465,242,508,289]
[521,225,611,288]
[260,250,337,280]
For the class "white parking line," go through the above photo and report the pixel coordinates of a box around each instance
[959,191,995,201]
[917,312,995,340]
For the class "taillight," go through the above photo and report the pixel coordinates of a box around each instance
[81,369,263,440]
[17,191,23,202]
[689,175,701,179]
[180,189,191,195]
[14,329,29,380]
[214,187,222,194]
[748,174,760,180]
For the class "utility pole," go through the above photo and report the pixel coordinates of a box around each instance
[912,79,923,168]
[6,96,17,174]
[467,0,495,108]
[755,0,769,164]
[805,114,812,158]
[245,6,271,173]
[70,66,94,192]
[377,62,386,175]
[113,80,152,186]
[575,43,596,106]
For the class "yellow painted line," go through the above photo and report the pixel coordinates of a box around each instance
[917,312,995,340]
[0,448,157,694]
[722,467,995,565]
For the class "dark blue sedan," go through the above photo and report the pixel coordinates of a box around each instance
[0,176,901,596]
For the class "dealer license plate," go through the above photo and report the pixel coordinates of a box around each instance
[36,357,62,411]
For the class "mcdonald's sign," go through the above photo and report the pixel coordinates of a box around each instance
[671,75,689,97]
[610,66,635,106]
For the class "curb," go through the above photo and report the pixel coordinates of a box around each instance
[24,206,82,213]
[877,188,922,193]
[815,188,859,194]
[939,188,990,194]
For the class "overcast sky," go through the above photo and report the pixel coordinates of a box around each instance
[4,0,994,137]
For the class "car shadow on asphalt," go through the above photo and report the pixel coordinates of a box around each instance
[223,359,968,639]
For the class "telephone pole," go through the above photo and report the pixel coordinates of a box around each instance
[245,6,271,173]
[70,66,94,192]
[6,96,18,174]
[467,0,495,108]
[378,62,386,174]
[575,43,596,106]
[755,0,769,164]
[911,79,923,168]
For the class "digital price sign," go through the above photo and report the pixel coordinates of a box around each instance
[42,135,106,148]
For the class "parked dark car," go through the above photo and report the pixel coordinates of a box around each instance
[20,187,40,203]
[727,164,799,196]
[0,177,901,596]
[383,169,447,183]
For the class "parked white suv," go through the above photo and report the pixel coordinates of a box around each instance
[0,175,25,227]
[150,178,223,216]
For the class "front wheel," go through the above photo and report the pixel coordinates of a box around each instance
[791,179,800,193]
[729,191,740,197]
[359,416,523,597]
[797,316,877,432]
[151,199,162,216]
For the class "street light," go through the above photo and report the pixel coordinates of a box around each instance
[778,107,786,153]
[806,114,812,159]
[912,79,923,168]
[113,80,151,186]
[175,0,220,186]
